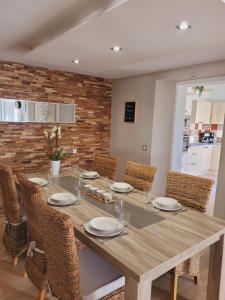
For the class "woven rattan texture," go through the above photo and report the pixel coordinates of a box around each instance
[17,174,47,289]
[33,191,124,300]
[166,171,214,277]
[124,160,157,192]
[0,165,28,257]
[94,154,119,180]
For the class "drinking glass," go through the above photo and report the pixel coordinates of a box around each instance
[144,190,159,213]
[103,177,110,191]
[75,176,83,192]
[48,169,55,184]
[115,199,124,214]
[76,190,83,203]
[119,210,131,226]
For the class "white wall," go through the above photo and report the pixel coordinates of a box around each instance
[111,59,225,218]
[110,75,156,179]
[171,85,187,171]
[214,120,225,219]
[150,80,177,196]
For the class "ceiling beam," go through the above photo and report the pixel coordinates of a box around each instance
[12,0,128,51]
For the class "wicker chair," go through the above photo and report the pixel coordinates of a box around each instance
[17,174,47,300]
[93,154,119,180]
[166,171,214,300]
[0,165,28,266]
[124,160,157,191]
[31,189,125,300]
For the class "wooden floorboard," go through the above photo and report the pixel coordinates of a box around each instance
[0,217,209,300]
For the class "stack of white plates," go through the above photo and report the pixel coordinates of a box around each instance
[84,217,123,237]
[28,177,48,186]
[110,182,133,193]
[152,197,182,211]
[80,171,99,179]
[47,193,77,206]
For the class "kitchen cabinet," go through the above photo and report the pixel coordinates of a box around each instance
[211,102,225,124]
[194,101,212,124]
[210,145,221,171]
[199,146,211,172]
[185,96,192,116]
[181,145,215,174]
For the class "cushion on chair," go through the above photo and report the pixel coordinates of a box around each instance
[79,248,125,300]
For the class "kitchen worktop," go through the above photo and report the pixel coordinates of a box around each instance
[189,143,221,147]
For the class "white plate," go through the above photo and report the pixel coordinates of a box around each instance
[80,171,100,179]
[154,197,179,209]
[152,200,182,211]
[111,182,133,193]
[84,221,122,237]
[90,217,122,233]
[28,177,48,186]
[47,193,77,206]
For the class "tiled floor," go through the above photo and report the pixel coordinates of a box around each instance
[0,217,210,300]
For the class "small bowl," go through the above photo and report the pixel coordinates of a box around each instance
[96,189,105,196]
[103,192,113,202]
[89,187,98,194]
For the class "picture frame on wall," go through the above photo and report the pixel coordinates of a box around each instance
[124,101,136,123]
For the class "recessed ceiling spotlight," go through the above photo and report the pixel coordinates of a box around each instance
[111,46,122,52]
[222,0,225,3]
[176,21,192,30]
[72,59,80,64]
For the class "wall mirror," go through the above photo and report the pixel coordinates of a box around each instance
[0,99,75,123]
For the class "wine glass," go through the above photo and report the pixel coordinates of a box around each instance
[119,209,131,226]
[144,190,159,213]
[115,199,124,214]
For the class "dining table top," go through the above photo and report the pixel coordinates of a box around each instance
[27,167,225,284]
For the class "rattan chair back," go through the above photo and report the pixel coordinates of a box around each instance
[166,171,214,213]
[33,192,82,300]
[17,174,47,289]
[0,165,21,223]
[124,160,157,191]
[94,154,119,180]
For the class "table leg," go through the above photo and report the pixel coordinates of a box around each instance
[125,276,152,300]
[207,234,225,300]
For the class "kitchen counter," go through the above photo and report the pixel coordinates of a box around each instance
[189,143,221,147]
[182,143,221,154]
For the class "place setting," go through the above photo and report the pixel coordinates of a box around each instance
[80,171,100,180]
[110,182,134,193]
[47,192,80,207]
[83,216,127,243]
[151,197,185,213]
[28,177,49,186]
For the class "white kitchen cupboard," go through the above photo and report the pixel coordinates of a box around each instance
[199,146,212,172]
[181,145,214,175]
[211,102,225,124]
[211,102,221,124]
[195,101,212,124]
[210,145,221,171]
[219,103,225,124]
[185,96,192,116]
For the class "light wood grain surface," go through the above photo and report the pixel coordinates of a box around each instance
[27,167,225,300]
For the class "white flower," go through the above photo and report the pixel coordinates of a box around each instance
[43,130,49,138]
[50,132,56,139]
[52,126,57,133]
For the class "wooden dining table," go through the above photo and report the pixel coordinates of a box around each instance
[28,167,225,300]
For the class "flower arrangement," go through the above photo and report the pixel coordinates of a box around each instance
[193,86,206,97]
[44,125,67,161]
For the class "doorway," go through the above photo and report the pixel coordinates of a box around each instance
[172,77,225,215]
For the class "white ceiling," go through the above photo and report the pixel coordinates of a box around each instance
[1,0,225,79]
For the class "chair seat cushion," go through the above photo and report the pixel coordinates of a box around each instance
[79,248,125,300]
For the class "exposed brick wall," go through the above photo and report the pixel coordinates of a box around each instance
[0,61,112,215]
